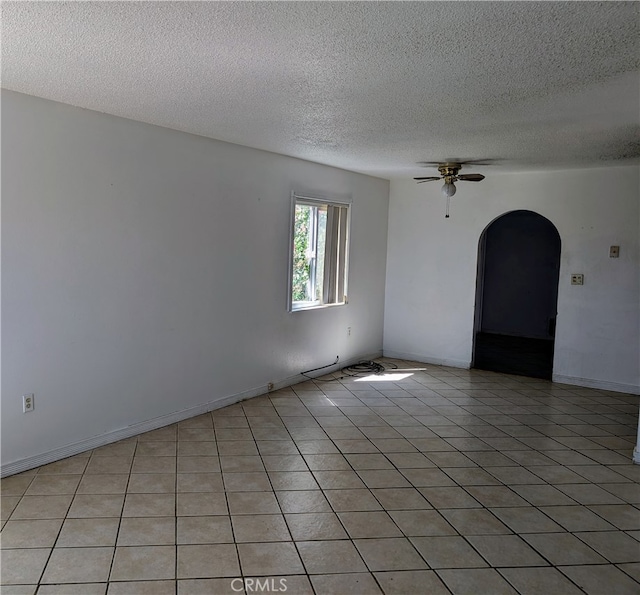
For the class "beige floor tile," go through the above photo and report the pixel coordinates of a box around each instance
[177,473,224,493]
[499,567,584,595]
[489,506,564,533]
[57,518,119,547]
[219,456,265,473]
[127,474,176,493]
[261,455,307,472]
[345,454,394,469]
[440,467,500,485]
[38,457,88,475]
[303,454,351,471]
[67,494,124,518]
[338,511,403,538]
[557,483,625,505]
[311,572,382,594]
[0,519,62,549]
[354,537,427,571]
[588,504,640,530]
[371,488,431,510]
[92,439,137,458]
[512,484,577,506]
[374,570,449,594]
[258,440,300,455]
[108,580,176,594]
[540,505,617,531]
[617,563,640,583]
[601,483,640,503]
[237,542,304,576]
[297,540,366,574]
[437,568,518,594]
[179,428,216,442]
[294,440,339,455]
[313,471,366,489]
[77,474,129,494]
[465,485,530,508]
[177,456,220,473]
[42,547,113,583]
[178,578,244,595]
[323,489,382,512]
[419,486,481,509]
[24,475,81,496]
[0,548,50,584]
[131,456,177,474]
[231,514,291,542]
[85,457,132,475]
[276,490,331,513]
[214,429,251,441]
[138,426,177,441]
[410,536,487,569]
[560,564,640,595]
[1,475,34,497]
[227,492,280,515]
[389,510,457,536]
[135,442,176,457]
[177,516,233,544]
[244,575,312,594]
[179,414,213,429]
[122,493,174,517]
[223,472,271,492]
[384,452,435,469]
[575,530,640,563]
[401,468,457,487]
[521,532,607,565]
[110,545,175,580]
[357,469,412,489]
[333,440,379,453]
[1,496,21,521]
[11,495,73,520]
[268,472,319,491]
[285,512,347,541]
[38,583,106,594]
[177,442,217,456]
[176,493,228,516]
[116,517,175,546]
[467,535,549,567]
[440,508,512,535]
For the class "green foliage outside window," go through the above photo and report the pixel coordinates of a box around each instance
[292,204,311,301]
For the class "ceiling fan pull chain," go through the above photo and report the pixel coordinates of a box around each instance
[445,196,450,218]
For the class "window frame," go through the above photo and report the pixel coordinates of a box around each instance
[288,192,351,312]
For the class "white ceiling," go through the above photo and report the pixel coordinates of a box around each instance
[2,1,639,178]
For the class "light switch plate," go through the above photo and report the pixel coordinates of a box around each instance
[571,274,584,285]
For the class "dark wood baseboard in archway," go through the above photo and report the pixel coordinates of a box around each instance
[473,332,554,380]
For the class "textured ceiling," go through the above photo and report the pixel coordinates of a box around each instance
[2,1,639,178]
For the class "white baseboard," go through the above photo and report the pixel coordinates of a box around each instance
[552,374,640,395]
[633,446,640,465]
[382,349,471,370]
[1,351,382,478]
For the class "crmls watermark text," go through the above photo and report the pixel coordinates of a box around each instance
[231,578,288,592]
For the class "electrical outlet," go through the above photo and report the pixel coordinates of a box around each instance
[347,327,351,337]
[610,245,620,258]
[23,394,34,413]
[571,274,584,285]
[267,382,274,391]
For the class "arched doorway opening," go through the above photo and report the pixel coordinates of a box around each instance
[473,210,561,379]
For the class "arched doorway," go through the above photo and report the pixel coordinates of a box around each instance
[473,210,561,379]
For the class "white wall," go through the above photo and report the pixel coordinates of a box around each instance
[384,165,640,394]
[1,90,389,470]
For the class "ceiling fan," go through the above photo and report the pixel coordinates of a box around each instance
[414,162,486,218]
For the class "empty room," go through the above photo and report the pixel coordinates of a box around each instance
[1,2,639,594]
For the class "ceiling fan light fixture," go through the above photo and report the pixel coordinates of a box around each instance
[441,181,457,197]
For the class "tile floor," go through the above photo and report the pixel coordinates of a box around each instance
[1,358,639,594]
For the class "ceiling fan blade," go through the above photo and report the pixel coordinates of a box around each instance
[457,174,485,182]
[414,177,441,182]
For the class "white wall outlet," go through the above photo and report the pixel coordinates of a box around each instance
[23,394,34,413]
[609,245,620,258]
[267,382,274,391]
[571,274,584,285]
[347,326,351,337]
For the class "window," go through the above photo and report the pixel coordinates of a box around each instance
[289,194,350,311]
